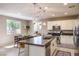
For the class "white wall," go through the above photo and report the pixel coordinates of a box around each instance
[0,16,28,46]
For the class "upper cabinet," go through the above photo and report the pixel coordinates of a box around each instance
[47,19,79,30]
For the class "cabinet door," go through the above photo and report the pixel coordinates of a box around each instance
[45,42,51,56]
[46,45,50,56]
[60,35,73,45]
[50,38,57,56]
[29,45,45,56]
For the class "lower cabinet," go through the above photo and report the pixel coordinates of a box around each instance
[45,38,57,56]
[60,35,73,45]
[50,38,57,56]
[45,42,51,56]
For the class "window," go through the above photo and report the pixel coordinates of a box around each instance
[33,21,42,32]
[34,22,38,32]
[7,19,21,35]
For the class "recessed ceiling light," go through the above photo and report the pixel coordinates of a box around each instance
[43,22,46,26]
[44,7,48,10]
[64,3,68,5]
[52,14,55,16]
[64,12,68,15]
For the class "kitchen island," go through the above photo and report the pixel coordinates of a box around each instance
[18,36,56,56]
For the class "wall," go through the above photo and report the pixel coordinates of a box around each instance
[0,15,28,46]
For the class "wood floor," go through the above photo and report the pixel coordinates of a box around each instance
[53,43,79,56]
[55,50,71,56]
[0,44,79,56]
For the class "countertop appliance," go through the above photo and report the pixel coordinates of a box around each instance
[48,26,61,36]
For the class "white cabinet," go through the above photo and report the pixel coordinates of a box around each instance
[50,38,57,56]
[29,45,45,56]
[60,35,73,45]
[47,20,79,30]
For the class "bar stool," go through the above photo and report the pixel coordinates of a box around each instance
[18,42,25,56]
[14,36,19,47]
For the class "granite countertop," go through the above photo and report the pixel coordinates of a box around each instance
[48,30,73,36]
[18,36,55,47]
[61,30,73,35]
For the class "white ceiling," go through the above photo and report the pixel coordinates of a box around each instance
[0,3,79,20]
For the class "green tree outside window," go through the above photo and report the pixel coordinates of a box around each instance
[7,20,21,35]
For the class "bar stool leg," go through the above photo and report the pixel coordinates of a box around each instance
[18,47,20,56]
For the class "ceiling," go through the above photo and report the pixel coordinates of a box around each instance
[0,3,79,20]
